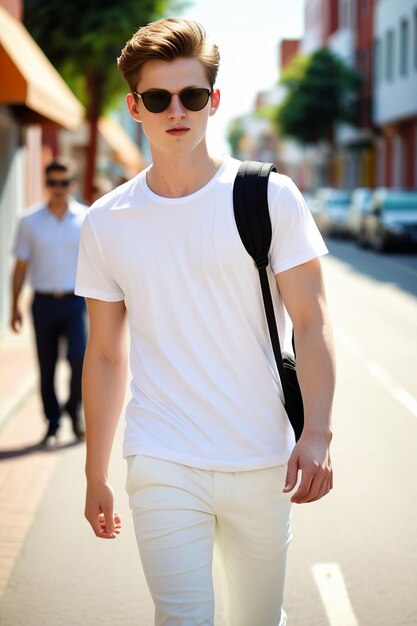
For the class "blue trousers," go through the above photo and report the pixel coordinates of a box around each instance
[31,293,87,435]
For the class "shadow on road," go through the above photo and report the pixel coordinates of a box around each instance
[324,237,417,299]
[0,439,81,460]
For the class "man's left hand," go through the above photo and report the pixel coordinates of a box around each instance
[283,431,333,503]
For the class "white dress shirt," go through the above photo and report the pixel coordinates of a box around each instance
[13,200,87,292]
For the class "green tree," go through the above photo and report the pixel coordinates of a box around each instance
[274,48,361,146]
[226,118,246,157]
[24,0,179,201]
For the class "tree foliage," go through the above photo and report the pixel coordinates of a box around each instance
[274,48,361,145]
[24,0,178,113]
[23,0,183,200]
[226,118,245,156]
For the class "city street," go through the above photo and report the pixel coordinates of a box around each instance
[1,240,417,626]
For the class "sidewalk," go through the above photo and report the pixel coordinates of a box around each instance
[0,301,37,432]
[0,303,66,599]
[0,292,83,601]
[0,306,227,624]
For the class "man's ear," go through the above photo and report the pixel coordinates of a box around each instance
[126,93,142,122]
[209,88,221,116]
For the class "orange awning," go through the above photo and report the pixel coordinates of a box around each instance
[0,6,84,129]
[98,117,146,173]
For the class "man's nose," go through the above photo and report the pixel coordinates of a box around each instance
[167,94,186,117]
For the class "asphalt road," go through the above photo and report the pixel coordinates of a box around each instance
[1,239,417,626]
[285,238,417,626]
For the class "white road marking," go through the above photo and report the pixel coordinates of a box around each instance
[335,327,417,420]
[394,387,417,419]
[312,563,358,626]
[366,360,393,388]
[366,360,417,418]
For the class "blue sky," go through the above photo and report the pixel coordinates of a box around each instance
[176,0,305,152]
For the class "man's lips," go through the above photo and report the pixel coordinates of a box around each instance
[166,127,190,136]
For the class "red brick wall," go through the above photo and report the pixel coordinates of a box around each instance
[280,40,301,70]
[324,0,339,40]
[402,120,417,189]
[355,0,374,129]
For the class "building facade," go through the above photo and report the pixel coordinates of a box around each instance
[300,0,417,190]
[0,1,84,335]
[373,0,417,188]
[228,1,417,193]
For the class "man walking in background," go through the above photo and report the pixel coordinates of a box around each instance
[11,158,87,446]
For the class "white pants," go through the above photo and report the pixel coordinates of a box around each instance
[126,455,292,626]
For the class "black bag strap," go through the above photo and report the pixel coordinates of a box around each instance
[233,160,288,398]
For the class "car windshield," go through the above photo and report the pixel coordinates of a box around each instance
[383,194,417,211]
[328,197,350,208]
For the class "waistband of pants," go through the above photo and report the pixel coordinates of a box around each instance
[34,291,75,299]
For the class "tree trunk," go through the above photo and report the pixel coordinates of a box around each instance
[84,73,102,204]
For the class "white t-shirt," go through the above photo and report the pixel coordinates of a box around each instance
[75,157,327,471]
[13,200,87,292]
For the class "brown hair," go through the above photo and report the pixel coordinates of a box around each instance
[45,157,77,180]
[117,18,220,92]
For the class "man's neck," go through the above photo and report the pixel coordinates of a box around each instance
[146,149,223,199]
[47,199,70,219]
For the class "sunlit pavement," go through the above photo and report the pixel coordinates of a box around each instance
[1,241,417,625]
[0,312,226,626]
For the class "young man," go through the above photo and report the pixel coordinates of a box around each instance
[76,18,335,626]
[11,158,87,446]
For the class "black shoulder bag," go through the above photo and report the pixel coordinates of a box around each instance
[233,160,304,441]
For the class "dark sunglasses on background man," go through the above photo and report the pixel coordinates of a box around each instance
[133,87,212,113]
[46,179,72,188]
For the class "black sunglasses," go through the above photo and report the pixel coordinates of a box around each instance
[133,88,212,113]
[46,179,72,188]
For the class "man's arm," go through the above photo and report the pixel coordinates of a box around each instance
[10,259,28,332]
[83,298,128,538]
[275,257,336,504]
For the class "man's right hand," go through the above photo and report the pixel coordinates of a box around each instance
[85,480,122,539]
[10,308,23,333]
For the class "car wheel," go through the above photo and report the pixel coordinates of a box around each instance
[357,228,368,248]
[372,230,388,253]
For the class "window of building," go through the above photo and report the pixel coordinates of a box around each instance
[374,38,382,84]
[369,43,374,86]
[414,124,417,187]
[400,18,410,76]
[385,29,395,81]
[363,47,369,78]
[357,0,369,16]
[356,49,362,77]
[339,0,355,28]
[414,8,417,70]
[345,0,353,28]
[306,3,311,30]
[340,0,348,28]
[357,48,369,81]
[393,134,406,188]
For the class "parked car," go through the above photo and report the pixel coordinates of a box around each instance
[302,191,321,218]
[360,189,417,252]
[314,188,352,237]
[346,188,373,242]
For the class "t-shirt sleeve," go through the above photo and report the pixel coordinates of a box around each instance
[75,213,124,302]
[268,174,328,274]
[12,217,31,260]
